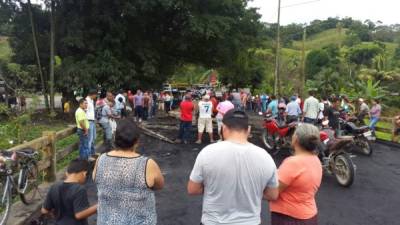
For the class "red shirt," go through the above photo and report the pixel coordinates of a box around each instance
[210,97,218,114]
[180,100,194,122]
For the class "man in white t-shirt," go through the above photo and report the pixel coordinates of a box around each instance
[188,109,279,225]
[85,89,97,158]
[196,95,215,144]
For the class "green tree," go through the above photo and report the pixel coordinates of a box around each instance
[0,0,16,35]
[305,49,330,78]
[7,0,266,98]
[394,45,400,60]
[346,43,384,67]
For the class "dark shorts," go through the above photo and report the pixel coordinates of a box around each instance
[394,128,400,135]
[271,212,318,225]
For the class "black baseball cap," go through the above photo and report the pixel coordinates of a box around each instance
[222,109,249,131]
[88,89,97,95]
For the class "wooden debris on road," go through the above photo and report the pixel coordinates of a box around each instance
[144,124,179,130]
[138,125,175,144]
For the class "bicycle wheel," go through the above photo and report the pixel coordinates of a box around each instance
[19,162,39,205]
[0,177,11,225]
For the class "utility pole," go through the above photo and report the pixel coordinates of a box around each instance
[49,0,55,111]
[28,0,49,109]
[336,22,343,48]
[273,0,281,96]
[300,26,307,97]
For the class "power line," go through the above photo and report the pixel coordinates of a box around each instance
[281,0,321,9]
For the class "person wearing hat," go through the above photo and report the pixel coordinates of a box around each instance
[285,96,302,123]
[188,109,279,225]
[196,95,215,144]
[357,98,370,124]
[86,89,97,159]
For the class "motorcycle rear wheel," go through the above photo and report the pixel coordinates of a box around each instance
[355,137,372,156]
[334,154,355,187]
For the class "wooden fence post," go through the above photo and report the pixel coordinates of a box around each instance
[43,131,56,182]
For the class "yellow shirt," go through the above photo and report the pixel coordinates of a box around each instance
[64,102,70,113]
[75,107,89,129]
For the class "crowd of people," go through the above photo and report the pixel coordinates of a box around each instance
[42,106,323,225]
[40,86,398,225]
[69,88,180,160]
[174,88,386,145]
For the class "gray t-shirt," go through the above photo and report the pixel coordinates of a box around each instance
[99,105,112,124]
[190,141,278,225]
[360,103,370,114]
[232,92,241,104]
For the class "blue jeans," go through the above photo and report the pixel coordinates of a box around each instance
[304,117,316,125]
[369,117,379,134]
[262,101,267,113]
[178,120,192,142]
[77,129,90,160]
[233,101,241,110]
[135,106,144,120]
[100,122,112,142]
[88,121,96,156]
[151,102,157,116]
[143,107,149,120]
[100,121,113,150]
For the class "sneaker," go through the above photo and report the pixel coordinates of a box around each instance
[195,140,202,144]
[88,156,97,162]
[174,139,182,144]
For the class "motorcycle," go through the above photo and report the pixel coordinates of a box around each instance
[319,131,356,187]
[261,113,298,155]
[339,118,373,156]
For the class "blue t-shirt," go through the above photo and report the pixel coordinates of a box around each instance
[286,101,302,116]
[268,100,278,117]
[261,95,268,103]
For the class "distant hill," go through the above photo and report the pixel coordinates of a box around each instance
[0,36,11,61]
[292,28,349,51]
[290,28,398,60]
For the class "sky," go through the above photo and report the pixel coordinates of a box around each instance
[248,0,400,25]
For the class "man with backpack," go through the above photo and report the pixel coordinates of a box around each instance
[41,159,97,225]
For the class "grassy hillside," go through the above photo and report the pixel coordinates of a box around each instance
[292,28,349,50]
[291,29,398,61]
[0,36,11,61]
[382,42,397,56]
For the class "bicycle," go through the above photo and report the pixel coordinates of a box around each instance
[0,148,40,225]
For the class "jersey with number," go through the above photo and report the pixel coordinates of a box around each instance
[199,101,213,119]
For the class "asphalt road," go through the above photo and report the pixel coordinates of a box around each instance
[84,114,400,225]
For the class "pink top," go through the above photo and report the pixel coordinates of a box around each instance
[96,98,106,107]
[216,101,234,119]
[370,104,381,118]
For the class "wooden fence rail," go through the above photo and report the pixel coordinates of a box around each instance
[7,126,77,182]
[371,117,396,140]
